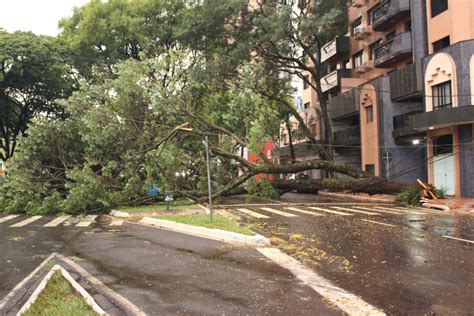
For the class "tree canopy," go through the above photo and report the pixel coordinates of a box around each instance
[0,0,406,215]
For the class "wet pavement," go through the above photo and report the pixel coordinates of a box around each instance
[0,215,341,315]
[220,202,474,314]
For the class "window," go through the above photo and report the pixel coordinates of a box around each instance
[329,61,338,72]
[303,75,310,89]
[433,134,453,156]
[386,31,396,41]
[353,50,364,68]
[365,164,375,175]
[432,36,450,52]
[405,20,412,32]
[366,105,374,122]
[432,81,452,110]
[342,58,350,69]
[310,122,318,136]
[369,39,382,60]
[431,0,448,18]
[351,17,363,36]
[304,102,310,110]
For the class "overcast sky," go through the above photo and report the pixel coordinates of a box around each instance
[0,0,90,36]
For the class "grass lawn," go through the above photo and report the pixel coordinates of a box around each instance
[158,214,255,236]
[116,198,200,213]
[23,271,99,316]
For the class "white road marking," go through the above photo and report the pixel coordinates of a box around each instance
[43,215,72,227]
[0,215,19,223]
[354,206,403,215]
[260,207,298,217]
[442,236,474,244]
[75,215,98,227]
[361,219,397,227]
[308,207,352,216]
[235,208,270,219]
[375,206,425,215]
[285,207,325,216]
[332,206,380,216]
[110,219,124,226]
[10,216,43,227]
[257,248,385,315]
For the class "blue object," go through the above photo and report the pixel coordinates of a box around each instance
[146,183,159,196]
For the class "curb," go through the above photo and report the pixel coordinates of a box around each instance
[421,202,450,212]
[109,210,130,218]
[138,217,270,247]
[318,191,397,203]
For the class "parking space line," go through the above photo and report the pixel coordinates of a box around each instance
[442,236,474,244]
[260,207,298,217]
[10,216,43,227]
[43,215,72,227]
[75,215,98,227]
[0,215,19,223]
[332,206,380,216]
[257,248,385,315]
[285,207,325,216]
[361,219,397,227]
[308,207,352,216]
[354,206,402,215]
[235,208,270,219]
[110,219,124,226]
[375,206,425,215]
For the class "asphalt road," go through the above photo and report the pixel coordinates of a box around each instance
[0,215,342,315]
[223,202,474,314]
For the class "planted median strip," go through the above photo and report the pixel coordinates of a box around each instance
[139,215,270,246]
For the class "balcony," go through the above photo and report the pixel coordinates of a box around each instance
[328,88,358,120]
[321,69,352,93]
[412,106,474,131]
[392,110,423,138]
[373,32,412,68]
[333,126,360,146]
[389,63,423,101]
[371,0,410,32]
[321,37,350,63]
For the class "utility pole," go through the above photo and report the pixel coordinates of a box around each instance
[204,135,213,220]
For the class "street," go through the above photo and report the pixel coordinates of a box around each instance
[0,215,341,315]
[221,202,474,314]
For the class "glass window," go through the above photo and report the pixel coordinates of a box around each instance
[369,39,382,60]
[433,134,453,156]
[353,50,364,68]
[304,102,310,109]
[351,17,363,36]
[432,36,450,52]
[303,75,310,89]
[365,164,375,175]
[366,105,374,123]
[432,81,452,110]
[431,0,448,18]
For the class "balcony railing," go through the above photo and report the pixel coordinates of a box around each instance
[333,125,360,146]
[389,63,423,101]
[412,105,474,131]
[321,36,350,63]
[321,69,352,93]
[328,87,358,120]
[371,0,410,32]
[373,31,412,68]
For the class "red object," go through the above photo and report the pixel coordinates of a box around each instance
[247,140,274,181]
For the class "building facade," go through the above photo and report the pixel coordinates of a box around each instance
[279,0,474,197]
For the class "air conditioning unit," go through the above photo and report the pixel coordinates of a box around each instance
[355,62,373,73]
[354,26,372,39]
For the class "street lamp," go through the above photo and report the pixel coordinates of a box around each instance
[174,123,213,220]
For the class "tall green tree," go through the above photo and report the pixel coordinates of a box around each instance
[59,0,185,79]
[0,30,75,160]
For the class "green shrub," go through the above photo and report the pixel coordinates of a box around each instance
[245,177,279,200]
[397,186,422,206]
[435,186,448,199]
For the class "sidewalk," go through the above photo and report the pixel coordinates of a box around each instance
[425,197,474,214]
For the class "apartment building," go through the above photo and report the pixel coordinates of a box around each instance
[280,0,474,196]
